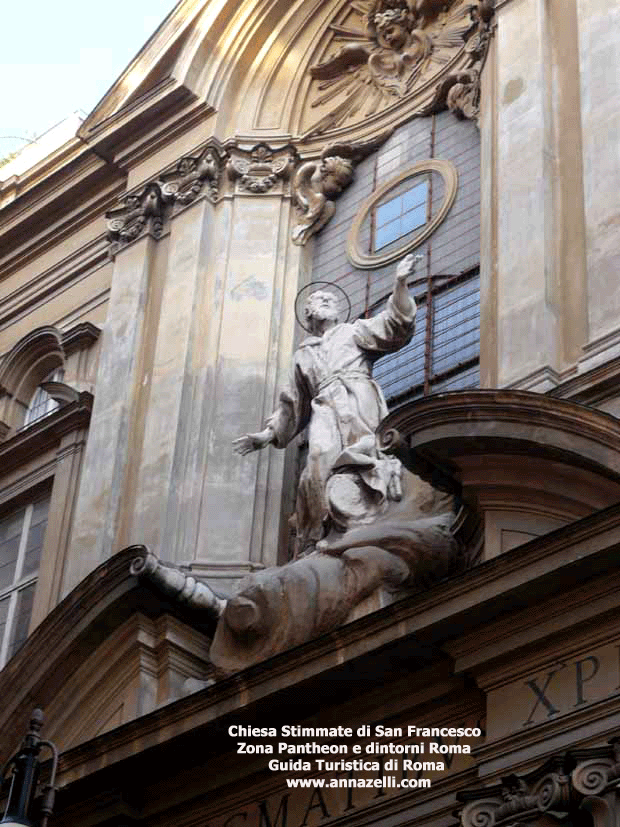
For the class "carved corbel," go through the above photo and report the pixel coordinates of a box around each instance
[160,142,227,206]
[291,131,392,246]
[227,143,298,195]
[106,182,167,254]
[39,381,81,407]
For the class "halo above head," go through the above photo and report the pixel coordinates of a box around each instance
[295,282,352,333]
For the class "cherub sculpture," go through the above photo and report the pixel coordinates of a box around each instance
[292,134,391,245]
[304,0,475,136]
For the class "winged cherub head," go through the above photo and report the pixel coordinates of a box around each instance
[368,1,416,51]
[319,156,355,198]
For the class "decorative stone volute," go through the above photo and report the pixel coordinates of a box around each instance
[160,140,227,206]
[457,744,620,827]
[106,182,166,254]
[226,143,298,195]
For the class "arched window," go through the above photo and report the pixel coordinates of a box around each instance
[23,367,65,428]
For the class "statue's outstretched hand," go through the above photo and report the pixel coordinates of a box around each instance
[232,428,273,455]
[395,252,423,284]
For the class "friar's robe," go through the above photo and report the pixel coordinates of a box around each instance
[266,295,415,551]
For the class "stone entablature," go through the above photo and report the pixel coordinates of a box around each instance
[104,134,400,253]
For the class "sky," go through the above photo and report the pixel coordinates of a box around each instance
[1,0,179,157]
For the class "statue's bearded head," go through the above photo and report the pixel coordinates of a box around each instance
[304,290,340,334]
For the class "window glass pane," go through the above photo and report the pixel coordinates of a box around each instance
[432,276,480,377]
[403,180,428,212]
[22,498,49,578]
[374,303,427,400]
[0,508,24,591]
[23,368,63,427]
[401,203,427,235]
[0,510,25,543]
[376,195,402,226]
[31,496,50,527]
[374,180,429,252]
[0,538,21,591]
[22,523,46,578]
[431,363,480,393]
[9,584,35,659]
[375,218,404,250]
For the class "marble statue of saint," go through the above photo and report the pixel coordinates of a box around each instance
[233,254,420,553]
[131,254,463,676]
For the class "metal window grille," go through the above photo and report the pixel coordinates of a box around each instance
[372,268,480,405]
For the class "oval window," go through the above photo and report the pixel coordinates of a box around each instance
[346,159,458,270]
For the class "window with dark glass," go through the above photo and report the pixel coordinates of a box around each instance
[372,268,480,405]
[0,493,50,666]
[373,179,429,251]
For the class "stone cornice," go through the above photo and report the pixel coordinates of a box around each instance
[8,499,620,789]
[104,131,398,253]
[378,389,620,482]
[61,322,101,356]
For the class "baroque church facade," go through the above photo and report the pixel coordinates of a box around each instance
[1,1,620,827]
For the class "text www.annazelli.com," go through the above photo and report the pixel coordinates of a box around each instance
[285,777,430,789]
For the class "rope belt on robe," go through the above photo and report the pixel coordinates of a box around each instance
[317,370,377,393]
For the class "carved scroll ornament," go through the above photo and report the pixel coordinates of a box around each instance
[227,144,298,194]
[106,182,166,253]
[160,143,227,204]
[303,0,495,138]
[458,741,620,827]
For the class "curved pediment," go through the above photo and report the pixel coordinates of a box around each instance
[0,547,212,759]
[379,390,620,558]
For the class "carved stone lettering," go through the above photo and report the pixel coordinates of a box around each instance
[487,638,620,739]
[194,717,480,827]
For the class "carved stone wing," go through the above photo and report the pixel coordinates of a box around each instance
[304,60,395,139]
[310,44,372,81]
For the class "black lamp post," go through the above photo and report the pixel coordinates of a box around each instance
[0,710,58,827]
